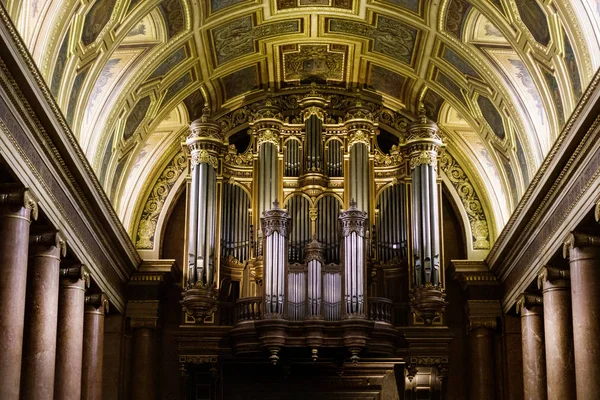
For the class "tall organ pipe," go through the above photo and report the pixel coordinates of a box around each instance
[261,201,290,316]
[305,239,324,318]
[376,184,408,262]
[349,143,369,212]
[221,184,250,262]
[305,115,323,172]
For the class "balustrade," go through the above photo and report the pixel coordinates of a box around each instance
[368,297,393,324]
[234,297,262,322]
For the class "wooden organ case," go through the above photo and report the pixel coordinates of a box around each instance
[177,89,451,399]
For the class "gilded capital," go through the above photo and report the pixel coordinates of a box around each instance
[0,185,39,220]
[563,231,600,258]
[405,108,443,164]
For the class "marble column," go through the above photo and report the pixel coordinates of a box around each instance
[82,293,109,400]
[468,324,496,400]
[0,186,37,399]
[564,232,600,399]
[131,326,157,400]
[20,230,66,400]
[538,266,575,399]
[517,294,547,400]
[54,265,89,400]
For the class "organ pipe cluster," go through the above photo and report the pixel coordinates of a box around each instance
[406,109,443,287]
[339,200,368,317]
[186,106,223,288]
[261,200,290,316]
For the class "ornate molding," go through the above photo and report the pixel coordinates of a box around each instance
[136,151,187,250]
[256,128,280,149]
[373,146,402,167]
[190,149,218,170]
[450,260,498,290]
[0,184,39,220]
[409,283,447,325]
[224,145,253,166]
[409,150,437,170]
[347,129,371,150]
[439,152,490,250]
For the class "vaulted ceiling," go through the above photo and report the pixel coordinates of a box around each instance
[3,0,600,254]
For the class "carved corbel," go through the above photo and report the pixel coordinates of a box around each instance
[85,292,110,314]
[30,230,67,256]
[537,265,570,290]
[516,293,543,315]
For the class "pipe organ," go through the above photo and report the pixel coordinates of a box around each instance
[181,89,448,363]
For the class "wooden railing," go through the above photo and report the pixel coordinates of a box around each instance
[368,297,393,324]
[234,297,262,322]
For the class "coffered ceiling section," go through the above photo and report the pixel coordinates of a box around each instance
[3,0,600,235]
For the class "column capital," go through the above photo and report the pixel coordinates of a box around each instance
[537,265,570,289]
[261,201,291,237]
[187,106,224,169]
[0,184,38,220]
[29,230,67,256]
[405,108,444,170]
[466,300,501,331]
[339,200,368,238]
[450,260,498,291]
[126,300,160,329]
[250,94,284,150]
[85,292,109,314]
[60,265,90,288]
[516,293,543,315]
[563,231,600,258]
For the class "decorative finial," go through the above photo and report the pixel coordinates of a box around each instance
[417,103,428,123]
[349,198,357,209]
[272,199,280,209]
[201,104,211,122]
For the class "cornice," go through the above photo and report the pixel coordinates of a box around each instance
[486,67,600,312]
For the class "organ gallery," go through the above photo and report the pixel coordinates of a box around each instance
[1,0,600,399]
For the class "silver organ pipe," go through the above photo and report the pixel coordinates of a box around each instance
[339,201,367,316]
[349,143,369,212]
[316,196,341,263]
[287,271,306,321]
[305,239,324,318]
[221,183,250,262]
[261,201,290,316]
[305,115,323,172]
[323,271,341,321]
[376,184,408,262]
[326,140,343,177]
[286,195,311,263]
[284,139,300,177]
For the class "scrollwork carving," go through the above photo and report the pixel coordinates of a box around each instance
[136,152,187,249]
[439,152,490,250]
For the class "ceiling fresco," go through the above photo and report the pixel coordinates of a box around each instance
[3,0,600,252]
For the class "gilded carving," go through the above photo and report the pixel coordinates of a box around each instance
[282,44,346,83]
[191,149,218,169]
[224,145,253,166]
[136,152,187,249]
[256,129,280,149]
[347,129,370,150]
[409,150,437,170]
[439,152,490,250]
[374,146,402,167]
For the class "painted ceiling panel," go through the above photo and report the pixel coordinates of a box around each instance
[4,0,600,242]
